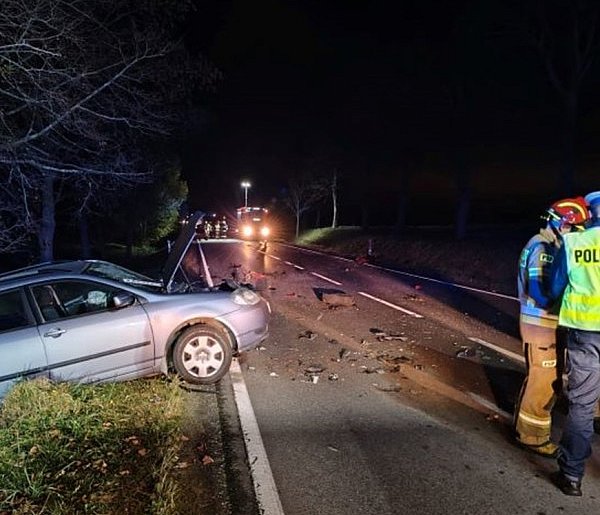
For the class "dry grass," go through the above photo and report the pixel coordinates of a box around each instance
[0,378,185,515]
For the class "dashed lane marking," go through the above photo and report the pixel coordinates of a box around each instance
[269,255,281,261]
[357,291,424,318]
[294,265,304,270]
[277,242,354,262]
[273,242,517,301]
[284,261,295,266]
[230,360,285,515]
[468,336,525,365]
[310,272,342,285]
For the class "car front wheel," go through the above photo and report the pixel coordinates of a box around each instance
[173,324,233,384]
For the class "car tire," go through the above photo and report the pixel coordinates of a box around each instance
[173,323,233,384]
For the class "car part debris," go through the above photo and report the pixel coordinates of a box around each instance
[298,330,316,340]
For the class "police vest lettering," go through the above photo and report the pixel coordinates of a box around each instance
[572,247,600,264]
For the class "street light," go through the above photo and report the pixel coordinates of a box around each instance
[241,181,251,208]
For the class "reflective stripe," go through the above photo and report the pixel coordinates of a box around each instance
[518,411,552,427]
[541,359,557,368]
[520,313,558,329]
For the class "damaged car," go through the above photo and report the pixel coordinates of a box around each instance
[0,211,270,398]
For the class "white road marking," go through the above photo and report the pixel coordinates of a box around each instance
[310,272,342,285]
[294,265,305,270]
[269,255,281,261]
[277,242,354,262]
[284,261,295,266]
[365,263,518,301]
[357,291,424,318]
[230,360,285,515]
[197,242,214,288]
[468,336,525,365]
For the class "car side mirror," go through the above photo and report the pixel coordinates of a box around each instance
[113,292,135,309]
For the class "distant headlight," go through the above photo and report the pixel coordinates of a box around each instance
[260,226,270,237]
[231,287,261,306]
[242,225,254,237]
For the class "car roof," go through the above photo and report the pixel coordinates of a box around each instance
[0,260,88,280]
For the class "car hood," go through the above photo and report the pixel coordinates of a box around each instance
[161,210,205,291]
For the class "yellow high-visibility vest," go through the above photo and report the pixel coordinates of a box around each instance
[559,227,600,330]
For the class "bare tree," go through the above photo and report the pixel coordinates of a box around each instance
[284,174,328,238]
[330,168,339,229]
[513,0,600,195]
[0,0,214,260]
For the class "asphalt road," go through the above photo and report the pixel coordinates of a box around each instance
[200,238,600,515]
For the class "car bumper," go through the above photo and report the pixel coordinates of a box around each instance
[224,299,270,352]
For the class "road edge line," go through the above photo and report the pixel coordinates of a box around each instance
[229,359,285,515]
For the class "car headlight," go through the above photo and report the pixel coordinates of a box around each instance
[231,287,261,306]
[242,225,253,237]
[260,226,270,237]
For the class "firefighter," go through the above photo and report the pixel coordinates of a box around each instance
[549,191,600,496]
[514,197,590,458]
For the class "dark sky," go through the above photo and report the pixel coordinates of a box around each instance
[182,0,600,225]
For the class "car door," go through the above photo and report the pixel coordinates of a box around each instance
[31,280,155,384]
[0,288,48,398]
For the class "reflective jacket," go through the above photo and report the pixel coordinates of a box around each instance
[518,229,561,328]
[552,225,600,330]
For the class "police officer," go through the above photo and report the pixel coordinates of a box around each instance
[515,197,590,457]
[549,191,600,496]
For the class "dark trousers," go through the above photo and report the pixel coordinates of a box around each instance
[558,328,600,480]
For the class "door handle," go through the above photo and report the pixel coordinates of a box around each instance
[44,328,66,338]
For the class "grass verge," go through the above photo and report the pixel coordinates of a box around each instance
[0,377,184,515]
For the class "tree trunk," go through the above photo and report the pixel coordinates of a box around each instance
[331,170,338,229]
[454,162,471,241]
[295,212,300,239]
[79,213,91,259]
[38,174,56,262]
[395,169,411,234]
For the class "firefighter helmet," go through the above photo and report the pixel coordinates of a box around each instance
[544,197,589,229]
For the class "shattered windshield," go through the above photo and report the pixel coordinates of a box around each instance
[83,261,163,293]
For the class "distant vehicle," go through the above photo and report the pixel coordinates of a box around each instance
[0,211,270,399]
[236,206,270,242]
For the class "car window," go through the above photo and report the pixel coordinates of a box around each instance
[32,281,125,321]
[0,289,33,332]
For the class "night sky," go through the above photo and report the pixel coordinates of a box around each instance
[182,0,600,227]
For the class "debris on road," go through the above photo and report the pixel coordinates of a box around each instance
[360,366,385,374]
[338,348,351,360]
[369,328,407,342]
[322,291,355,308]
[455,346,483,359]
[373,384,402,392]
[328,373,339,381]
[298,330,316,340]
[269,372,279,377]
[305,364,325,374]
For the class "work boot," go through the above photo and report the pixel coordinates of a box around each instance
[551,471,582,497]
[520,440,559,458]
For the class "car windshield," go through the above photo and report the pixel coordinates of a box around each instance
[83,261,163,293]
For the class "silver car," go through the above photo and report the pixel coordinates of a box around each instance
[0,212,270,399]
